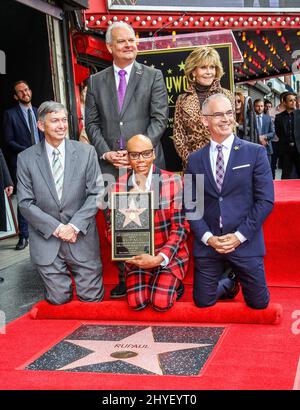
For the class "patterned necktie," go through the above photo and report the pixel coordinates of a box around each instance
[27,108,36,145]
[216,144,225,191]
[52,149,64,200]
[118,69,127,111]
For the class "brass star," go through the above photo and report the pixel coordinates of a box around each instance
[119,199,146,227]
[167,68,173,74]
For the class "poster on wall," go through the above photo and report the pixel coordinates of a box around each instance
[108,0,300,11]
[137,43,234,171]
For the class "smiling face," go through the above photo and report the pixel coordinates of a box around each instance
[106,26,138,68]
[202,97,235,143]
[193,62,216,86]
[38,109,68,147]
[127,135,155,177]
[14,82,32,106]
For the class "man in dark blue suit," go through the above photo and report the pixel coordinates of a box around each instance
[3,81,43,250]
[185,93,274,309]
[254,99,275,165]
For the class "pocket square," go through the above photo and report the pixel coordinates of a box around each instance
[232,164,250,170]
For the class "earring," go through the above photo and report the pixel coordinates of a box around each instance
[192,75,196,83]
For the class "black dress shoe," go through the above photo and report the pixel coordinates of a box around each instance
[15,238,29,251]
[176,282,185,301]
[110,281,126,298]
[226,272,240,299]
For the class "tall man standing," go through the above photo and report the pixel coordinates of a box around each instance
[274,92,300,179]
[3,81,43,250]
[85,21,169,298]
[17,101,104,305]
[186,94,274,309]
[254,98,275,166]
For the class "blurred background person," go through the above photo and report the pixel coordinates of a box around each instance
[235,92,258,143]
[254,98,275,166]
[0,148,14,282]
[78,83,89,144]
[269,91,289,178]
[264,99,273,115]
[173,46,235,170]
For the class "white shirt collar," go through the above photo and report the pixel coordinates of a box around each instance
[113,62,134,78]
[45,139,66,167]
[131,164,153,192]
[210,133,235,152]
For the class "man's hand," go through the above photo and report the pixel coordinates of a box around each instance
[5,186,14,197]
[208,234,241,254]
[216,233,241,253]
[259,135,268,147]
[105,150,130,168]
[57,224,78,243]
[127,254,164,269]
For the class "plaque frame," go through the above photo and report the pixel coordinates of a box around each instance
[111,191,155,261]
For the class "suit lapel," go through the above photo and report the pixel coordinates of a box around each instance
[203,143,219,193]
[106,67,119,118]
[61,140,77,204]
[16,105,30,135]
[36,140,60,206]
[120,61,143,118]
[221,136,242,193]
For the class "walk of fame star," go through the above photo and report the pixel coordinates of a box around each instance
[58,327,211,375]
[119,199,146,227]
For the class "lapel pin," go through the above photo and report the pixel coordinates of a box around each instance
[233,145,239,151]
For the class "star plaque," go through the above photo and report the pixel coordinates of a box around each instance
[111,192,155,260]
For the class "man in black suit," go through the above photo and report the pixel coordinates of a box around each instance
[3,81,43,250]
[274,93,300,179]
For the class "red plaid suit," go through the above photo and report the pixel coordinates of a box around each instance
[108,166,190,311]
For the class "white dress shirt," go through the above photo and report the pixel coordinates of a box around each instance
[113,62,134,90]
[202,134,246,246]
[45,140,79,235]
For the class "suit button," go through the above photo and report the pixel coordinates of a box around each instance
[120,122,123,126]
[219,197,223,202]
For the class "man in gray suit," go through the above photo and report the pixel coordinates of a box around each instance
[85,21,169,298]
[17,101,104,305]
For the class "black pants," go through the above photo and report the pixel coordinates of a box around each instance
[281,145,300,179]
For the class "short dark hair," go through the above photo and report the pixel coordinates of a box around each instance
[254,98,264,105]
[13,80,30,95]
[283,92,296,103]
[264,99,272,106]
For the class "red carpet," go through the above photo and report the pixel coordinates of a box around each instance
[0,287,299,390]
[30,300,283,325]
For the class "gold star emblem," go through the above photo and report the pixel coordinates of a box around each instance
[119,199,146,227]
[167,68,173,74]
[178,61,185,71]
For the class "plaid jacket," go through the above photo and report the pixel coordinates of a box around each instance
[108,166,190,280]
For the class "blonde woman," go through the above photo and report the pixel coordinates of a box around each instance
[173,46,235,169]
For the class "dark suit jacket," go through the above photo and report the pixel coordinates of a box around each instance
[256,113,275,155]
[85,61,169,177]
[274,109,300,154]
[0,148,13,231]
[185,136,274,258]
[3,105,43,183]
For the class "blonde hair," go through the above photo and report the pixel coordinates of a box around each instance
[184,46,224,85]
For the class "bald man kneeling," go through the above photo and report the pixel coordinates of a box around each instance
[108,135,189,311]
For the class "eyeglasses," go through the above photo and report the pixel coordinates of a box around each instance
[128,149,154,160]
[203,110,234,119]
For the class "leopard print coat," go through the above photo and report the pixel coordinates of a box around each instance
[173,79,235,170]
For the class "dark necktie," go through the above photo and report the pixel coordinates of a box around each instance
[27,108,36,145]
[257,115,262,135]
[118,69,127,111]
